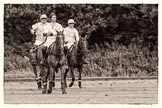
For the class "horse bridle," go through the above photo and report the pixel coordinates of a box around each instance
[48,31,65,56]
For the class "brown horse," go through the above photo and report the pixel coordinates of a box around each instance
[42,31,67,94]
[64,36,88,88]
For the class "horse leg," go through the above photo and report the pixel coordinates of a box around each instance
[31,64,41,90]
[78,67,83,88]
[60,67,67,94]
[40,66,47,94]
[64,68,69,88]
[47,66,54,94]
[69,67,75,87]
[29,50,41,90]
[52,68,55,88]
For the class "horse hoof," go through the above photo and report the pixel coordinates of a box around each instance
[52,83,55,87]
[62,91,67,94]
[38,87,42,90]
[47,89,52,94]
[42,90,46,94]
[79,86,82,89]
[69,83,73,87]
[37,82,42,89]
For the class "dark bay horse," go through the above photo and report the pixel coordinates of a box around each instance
[42,31,67,94]
[64,36,88,88]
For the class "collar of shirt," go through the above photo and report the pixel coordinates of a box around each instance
[40,22,48,25]
[67,27,74,30]
[51,22,57,29]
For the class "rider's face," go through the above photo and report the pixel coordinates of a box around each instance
[41,18,47,24]
[68,23,74,28]
[51,15,56,22]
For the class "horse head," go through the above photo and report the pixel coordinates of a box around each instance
[78,34,88,54]
[55,30,65,56]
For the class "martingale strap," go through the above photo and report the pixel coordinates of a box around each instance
[47,42,56,55]
[68,44,74,52]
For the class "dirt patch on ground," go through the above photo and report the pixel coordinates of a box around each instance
[4,79,158,104]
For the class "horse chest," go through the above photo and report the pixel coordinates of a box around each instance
[69,57,79,66]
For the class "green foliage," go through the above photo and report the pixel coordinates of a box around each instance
[4,4,158,77]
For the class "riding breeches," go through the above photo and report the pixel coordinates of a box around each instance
[64,42,75,50]
[34,36,56,47]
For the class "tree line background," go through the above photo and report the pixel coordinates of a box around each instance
[4,4,158,78]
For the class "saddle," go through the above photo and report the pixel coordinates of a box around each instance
[65,44,84,62]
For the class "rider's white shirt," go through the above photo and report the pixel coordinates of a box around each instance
[31,22,52,42]
[31,22,64,47]
[50,22,63,42]
[64,27,79,49]
[51,22,63,33]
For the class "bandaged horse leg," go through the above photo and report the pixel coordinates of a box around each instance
[64,67,69,88]
[60,66,67,94]
[31,64,41,90]
[69,67,75,87]
[40,66,47,94]
[78,67,83,88]
[47,66,54,94]
[35,76,42,90]
[52,69,55,88]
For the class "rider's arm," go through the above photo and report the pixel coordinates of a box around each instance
[57,23,64,32]
[74,29,79,43]
[46,23,53,36]
[63,28,68,43]
[31,24,38,35]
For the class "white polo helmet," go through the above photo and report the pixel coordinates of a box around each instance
[68,19,75,24]
[40,14,48,19]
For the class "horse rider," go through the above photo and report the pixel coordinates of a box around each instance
[49,13,68,67]
[64,19,89,64]
[30,14,53,65]
[49,13,63,39]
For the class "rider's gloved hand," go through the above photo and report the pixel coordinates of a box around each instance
[43,30,48,36]
[31,29,36,35]
[50,33,53,36]
[43,33,47,36]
